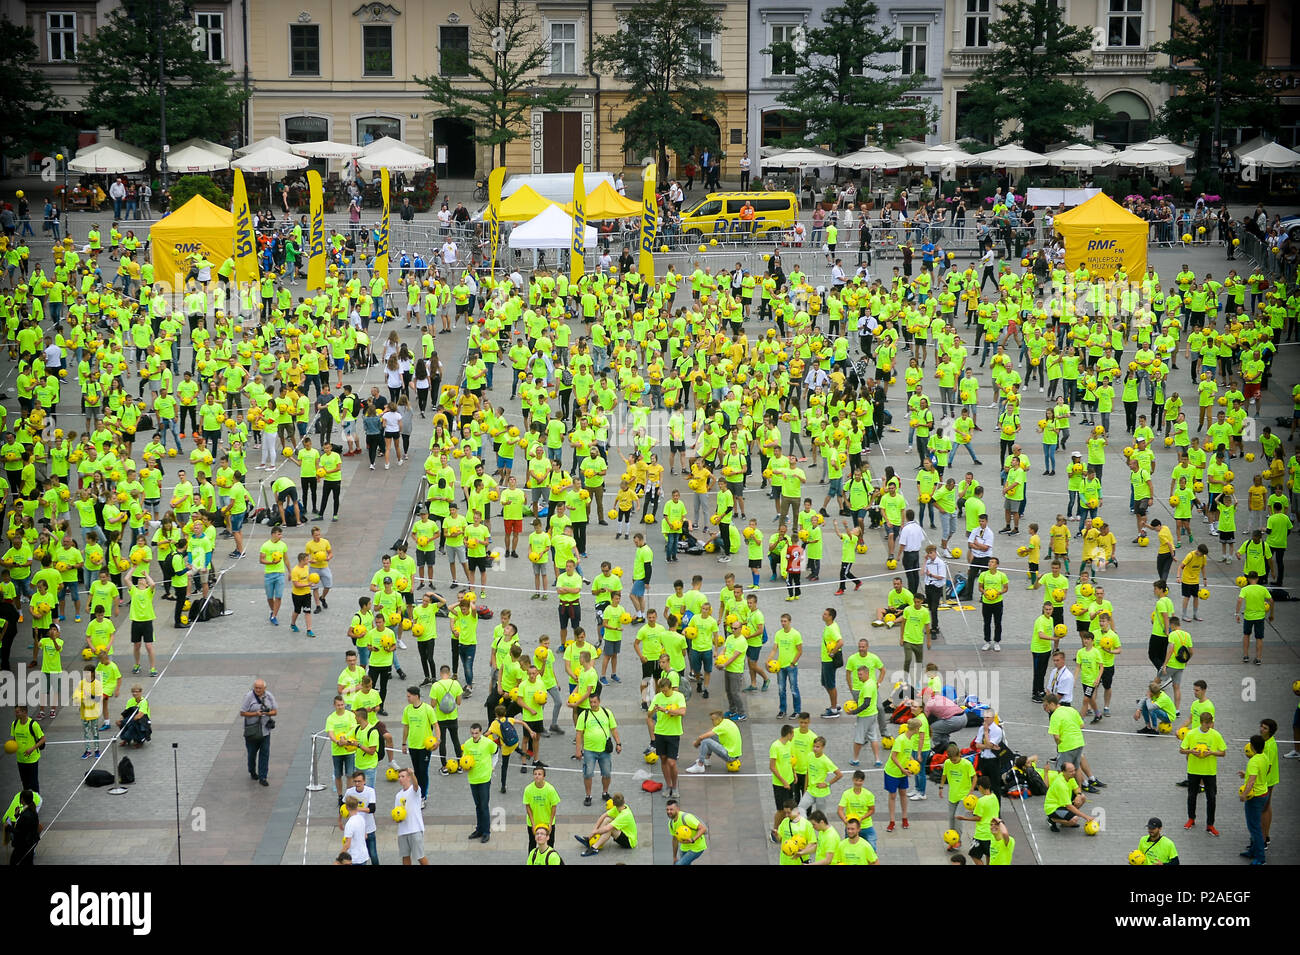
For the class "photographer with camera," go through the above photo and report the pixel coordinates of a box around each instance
[240,679,279,786]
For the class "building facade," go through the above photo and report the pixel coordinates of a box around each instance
[0,0,247,173]
[745,0,945,177]
[939,0,1172,146]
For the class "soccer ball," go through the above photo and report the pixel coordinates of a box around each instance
[1098,635,1116,652]
[1053,624,1068,637]
[391,804,407,822]
[905,758,921,775]
[1197,588,1209,600]
[445,759,460,774]
[726,759,741,773]
[309,573,320,584]
[943,829,961,847]
[843,700,858,714]
[962,793,978,811]
[1137,536,1149,547]
[766,659,780,673]
[1192,744,1209,758]
[882,736,895,750]
[81,647,96,660]
[1128,849,1147,866]
[1052,588,1066,602]
[950,547,962,559]
[644,751,660,764]
[1016,546,1028,557]
[1175,726,1189,742]
[1157,722,1172,734]
[385,766,400,781]
[459,753,476,771]
[1084,820,1100,836]
[884,613,896,625]
[886,558,898,570]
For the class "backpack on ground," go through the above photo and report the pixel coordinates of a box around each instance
[117,756,135,784]
[196,597,225,622]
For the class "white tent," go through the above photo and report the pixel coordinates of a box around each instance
[76,139,148,161]
[157,141,230,173]
[357,146,435,173]
[904,143,975,167]
[508,204,596,250]
[1237,141,1300,169]
[69,141,146,174]
[836,146,907,170]
[974,144,1047,167]
[761,147,839,169]
[235,135,292,157]
[291,140,364,160]
[1142,136,1193,159]
[1113,142,1186,167]
[231,145,308,173]
[361,136,423,157]
[173,137,233,159]
[1043,143,1115,168]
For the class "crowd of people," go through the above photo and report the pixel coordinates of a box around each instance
[1,181,1296,865]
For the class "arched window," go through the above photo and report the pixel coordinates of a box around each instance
[1095,92,1151,147]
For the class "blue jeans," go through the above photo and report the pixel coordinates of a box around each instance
[698,737,730,764]
[357,644,371,668]
[1243,794,1266,863]
[675,848,705,865]
[666,533,679,560]
[1140,700,1170,728]
[863,825,877,851]
[245,734,271,780]
[1042,443,1056,472]
[778,665,801,714]
[459,644,476,686]
[365,830,379,865]
[160,417,180,451]
[582,748,613,780]
[470,780,492,835]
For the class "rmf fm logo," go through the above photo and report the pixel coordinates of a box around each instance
[571,203,586,258]
[234,205,255,259]
[1086,239,1114,250]
[174,242,204,253]
[639,196,658,255]
[309,207,326,258]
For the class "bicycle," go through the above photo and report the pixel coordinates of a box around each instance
[472,180,488,202]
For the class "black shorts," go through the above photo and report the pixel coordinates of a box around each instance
[1181,582,1200,598]
[467,555,489,573]
[969,838,991,860]
[292,593,311,613]
[1134,498,1149,516]
[654,734,680,761]
[1100,665,1115,690]
[130,620,154,644]
[1082,684,1095,699]
[773,784,792,811]
[1217,530,1234,544]
[277,488,299,505]
[525,719,544,738]
[641,660,655,679]
[612,831,632,849]
[559,602,580,628]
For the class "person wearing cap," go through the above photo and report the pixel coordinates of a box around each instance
[1136,818,1180,865]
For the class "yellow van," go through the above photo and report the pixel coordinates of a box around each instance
[678,192,798,240]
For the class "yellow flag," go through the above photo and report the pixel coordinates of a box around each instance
[639,164,657,285]
[570,162,585,283]
[231,169,258,283]
[306,170,326,292]
[487,166,506,277]
[374,168,391,286]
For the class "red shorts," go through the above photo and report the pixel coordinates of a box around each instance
[504,519,523,534]
[1243,383,1261,401]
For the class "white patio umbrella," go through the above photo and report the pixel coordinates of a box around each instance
[1142,136,1193,159]
[974,144,1047,167]
[172,137,233,160]
[836,146,907,170]
[760,147,839,205]
[156,142,229,173]
[1042,143,1115,168]
[235,135,292,157]
[1112,142,1187,167]
[361,136,423,157]
[357,146,435,173]
[291,140,364,160]
[231,145,309,173]
[904,143,975,167]
[75,138,148,161]
[68,142,146,174]
[1237,141,1300,169]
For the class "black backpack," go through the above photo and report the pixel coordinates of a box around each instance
[117,756,135,784]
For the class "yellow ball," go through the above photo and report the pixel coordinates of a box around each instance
[843,700,858,713]
[81,647,96,660]
[5,739,19,755]
[385,766,400,781]
[459,753,476,771]
[1244,452,1255,462]
[962,793,978,810]
[886,558,897,570]
[1197,588,1209,600]
[391,804,407,822]
[1128,849,1147,866]
[445,759,460,774]
[644,751,659,764]
[1084,820,1100,836]
[1053,623,1068,637]
[766,659,780,673]
[725,759,742,772]
[943,829,961,847]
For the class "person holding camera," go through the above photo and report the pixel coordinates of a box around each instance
[240,679,278,786]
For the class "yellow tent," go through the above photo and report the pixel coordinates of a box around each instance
[1052,192,1148,278]
[497,185,555,222]
[562,181,642,220]
[149,195,234,290]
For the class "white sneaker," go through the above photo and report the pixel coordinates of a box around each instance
[992,644,1001,652]
[684,762,707,774]
[1284,751,1300,760]
[907,791,922,801]
[980,643,991,651]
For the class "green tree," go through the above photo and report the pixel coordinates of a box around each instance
[958,0,1105,153]
[0,16,68,158]
[767,0,930,151]
[77,0,247,164]
[590,0,724,178]
[169,174,229,211]
[415,0,575,170]
[1150,0,1274,181]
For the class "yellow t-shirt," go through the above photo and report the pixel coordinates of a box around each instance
[290,564,312,597]
[1179,551,1206,585]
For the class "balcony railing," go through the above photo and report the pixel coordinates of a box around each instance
[1091,50,1157,70]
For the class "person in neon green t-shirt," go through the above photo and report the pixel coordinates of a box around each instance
[462,722,499,840]
[127,573,158,676]
[1240,733,1269,863]
[956,776,1000,865]
[1234,573,1273,664]
[831,817,879,864]
[578,792,638,856]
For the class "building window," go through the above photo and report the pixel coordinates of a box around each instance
[357,116,401,146]
[624,136,644,166]
[761,110,806,146]
[1094,91,1150,146]
[965,0,990,48]
[195,12,225,63]
[1107,0,1142,48]
[440,25,470,76]
[769,24,800,77]
[363,23,393,76]
[549,22,577,74]
[284,115,329,144]
[290,24,320,76]
[1225,3,1265,64]
[687,27,717,76]
[47,12,76,62]
[901,25,927,76]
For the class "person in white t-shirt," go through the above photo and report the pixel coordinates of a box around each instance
[341,794,369,864]
[1044,650,1075,705]
[345,770,378,864]
[395,768,428,864]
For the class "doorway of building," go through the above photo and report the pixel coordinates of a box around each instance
[432,117,477,178]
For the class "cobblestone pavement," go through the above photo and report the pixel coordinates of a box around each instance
[2,238,1296,865]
